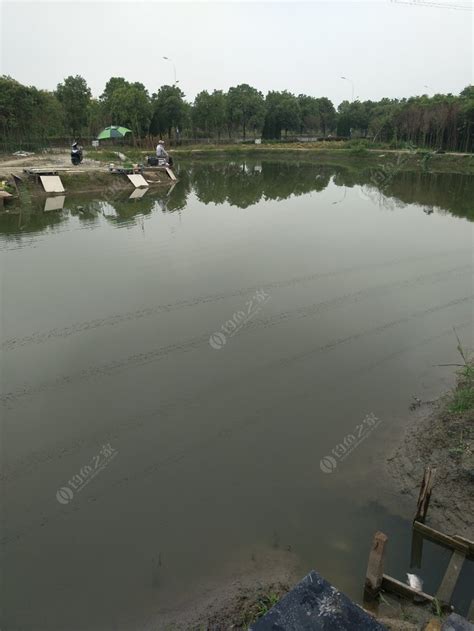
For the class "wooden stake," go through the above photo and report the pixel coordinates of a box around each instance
[410,528,424,569]
[414,466,436,523]
[364,531,388,600]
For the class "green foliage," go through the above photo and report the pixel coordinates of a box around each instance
[192,90,228,138]
[150,85,187,138]
[348,144,369,156]
[2,76,474,152]
[227,84,265,139]
[263,91,301,139]
[108,85,151,136]
[0,76,67,147]
[56,75,91,136]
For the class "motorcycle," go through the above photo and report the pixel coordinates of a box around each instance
[71,143,83,166]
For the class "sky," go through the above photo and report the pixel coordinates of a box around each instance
[0,0,472,105]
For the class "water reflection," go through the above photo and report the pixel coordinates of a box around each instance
[0,160,472,244]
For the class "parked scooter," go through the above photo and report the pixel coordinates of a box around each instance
[71,142,83,165]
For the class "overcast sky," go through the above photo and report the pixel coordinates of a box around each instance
[1,0,472,104]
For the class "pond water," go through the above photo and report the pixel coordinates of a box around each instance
[1,159,473,629]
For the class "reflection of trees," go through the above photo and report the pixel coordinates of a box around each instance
[337,169,473,220]
[1,161,472,243]
[189,160,334,208]
[0,197,67,246]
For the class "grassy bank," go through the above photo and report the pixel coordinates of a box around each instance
[85,143,474,175]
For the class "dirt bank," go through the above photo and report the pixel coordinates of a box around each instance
[145,547,300,630]
[387,361,473,539]
[0,152,173,195]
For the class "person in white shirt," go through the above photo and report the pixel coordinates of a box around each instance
[156,140,169,160]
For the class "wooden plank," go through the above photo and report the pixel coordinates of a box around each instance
[453,534,474,550]
[381,574,434,603]
[165,167,177,181]
[364,531,388,600]
[435,550,465,604]
[413,521,472,558]
[414,466,436,523]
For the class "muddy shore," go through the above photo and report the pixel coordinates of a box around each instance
[387,362,473,539]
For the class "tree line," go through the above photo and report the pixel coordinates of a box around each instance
[0,74,473,151]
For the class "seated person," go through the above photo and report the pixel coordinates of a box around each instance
[156,140,169,165]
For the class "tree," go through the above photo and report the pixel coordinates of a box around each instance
[337,100,371,137]
[150,85,187,139]
[193,89,228,138]
[263,91,300,139]
[36,90,66,138]
[107,84,151,136]
[460,85,474,99]
[101,77,129,104]
[0,76,66,145]
[87,99,107,137]
[56,75,91,137]
[227,84,265,139]
[297,95,320,134]
[315,97,336,135]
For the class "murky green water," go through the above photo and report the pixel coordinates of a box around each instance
[1,160,473,629]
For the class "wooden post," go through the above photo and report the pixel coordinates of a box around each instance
[364,531,388,600]
[410,528,424,569]
[414,466,436,523]
[11,173,22,196]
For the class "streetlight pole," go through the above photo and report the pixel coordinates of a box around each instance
[163,56,178,85]
[340,76,355,101]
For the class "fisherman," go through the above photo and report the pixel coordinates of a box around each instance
[155,140,169,161]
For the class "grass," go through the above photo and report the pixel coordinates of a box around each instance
[448,385,474,413]
[448,331,474,414]
[240,590,281,626]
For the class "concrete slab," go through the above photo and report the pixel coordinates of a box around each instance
[129,187,148,199]
[127,174,149,188]
[40,175,65,193]
[44,195,65,211]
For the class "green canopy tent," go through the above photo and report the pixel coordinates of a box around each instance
[97,126,132,141]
